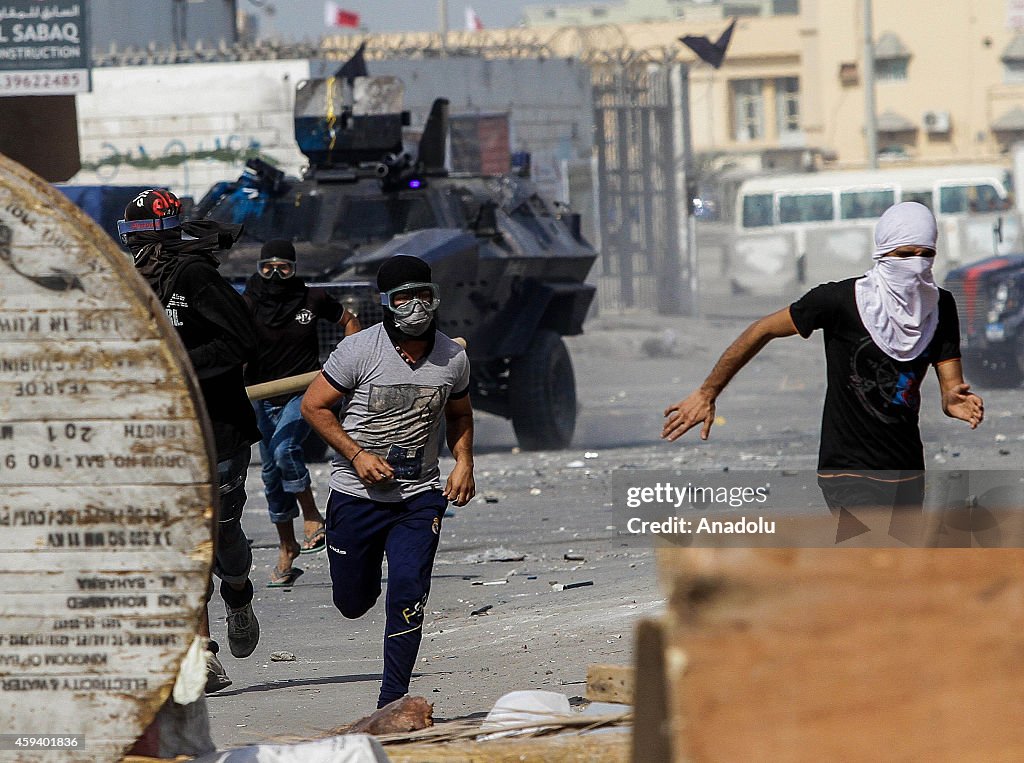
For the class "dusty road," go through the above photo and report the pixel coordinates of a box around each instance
[206,304,1023,748]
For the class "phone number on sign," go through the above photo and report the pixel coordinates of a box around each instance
[0,71,82,92]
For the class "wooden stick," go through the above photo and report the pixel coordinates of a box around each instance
[246,370,320,401]
[245,337,466,401]
[633,618,672,763]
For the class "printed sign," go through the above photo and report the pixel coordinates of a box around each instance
[0,1,89,95]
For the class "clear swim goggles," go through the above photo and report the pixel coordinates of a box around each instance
[380,282,441,317]
[257,258,296,279]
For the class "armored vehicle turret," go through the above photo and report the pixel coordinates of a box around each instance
[194,76,596,450]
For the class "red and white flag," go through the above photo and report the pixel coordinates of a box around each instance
[464,5,483,31]
[324,2,360,28]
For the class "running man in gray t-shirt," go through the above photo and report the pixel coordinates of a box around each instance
[302,254,475,709]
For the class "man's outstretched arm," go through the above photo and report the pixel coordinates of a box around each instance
[934,359,984,429]
[661,307,799,442]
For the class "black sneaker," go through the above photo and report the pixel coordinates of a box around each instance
[226,601,260,658]
[205,644,232,694]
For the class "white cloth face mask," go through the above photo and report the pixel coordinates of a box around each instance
[855,255,939,361]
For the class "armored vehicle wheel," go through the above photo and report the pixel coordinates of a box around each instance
[509,330,577,450]
[964,351,1023,389]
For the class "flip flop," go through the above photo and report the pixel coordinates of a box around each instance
[268,566,304,588]
[300,525,327,554]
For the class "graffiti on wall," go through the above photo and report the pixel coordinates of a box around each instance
[82,135,269,181]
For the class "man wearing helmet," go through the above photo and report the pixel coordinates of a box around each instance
[120,189,262,693]
[301,254,475,709]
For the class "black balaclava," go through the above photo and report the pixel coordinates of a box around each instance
[130,220,243,305]
[377,254,437,343]
[243,239,307,328]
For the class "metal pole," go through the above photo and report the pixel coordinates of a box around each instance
[439,0,448,57]
[677,63,699,317]
[863,0,878,169]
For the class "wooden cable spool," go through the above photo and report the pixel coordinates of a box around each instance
[0,155,215,761]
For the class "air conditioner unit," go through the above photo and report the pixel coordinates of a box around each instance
[923,110,951,134]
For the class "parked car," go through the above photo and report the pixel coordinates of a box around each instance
[944,254,1024,387]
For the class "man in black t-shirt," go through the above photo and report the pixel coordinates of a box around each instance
[243,240,360,586]
[662,202,984,510]
[122,189,262,693]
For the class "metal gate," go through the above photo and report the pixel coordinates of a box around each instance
[593,61,686,314]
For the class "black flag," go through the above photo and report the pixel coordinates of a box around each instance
[335,42,368,85]
[679,18,736,69]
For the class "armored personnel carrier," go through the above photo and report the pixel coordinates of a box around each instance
[194,76,596,450]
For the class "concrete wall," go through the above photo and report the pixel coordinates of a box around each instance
[71,60,313,199]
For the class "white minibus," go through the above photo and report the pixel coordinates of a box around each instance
[730,165,1020,294]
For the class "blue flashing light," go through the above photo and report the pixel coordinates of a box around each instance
[408,179,422,189]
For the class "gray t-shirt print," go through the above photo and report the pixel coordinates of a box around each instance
[321,324,470,502]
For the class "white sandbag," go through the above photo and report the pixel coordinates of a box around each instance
[478,690,573,740]
[192,734,390,763]
[172,635,209,705]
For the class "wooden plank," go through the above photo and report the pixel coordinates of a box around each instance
[0,155,214,762]
[385,731,630,763]
[585,664,634,704]
[658,548,1024,762]
[0,309,155,342]
[0,339,200,419]
[0,422,208,483]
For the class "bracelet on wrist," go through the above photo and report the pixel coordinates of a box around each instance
[350,448,365,463]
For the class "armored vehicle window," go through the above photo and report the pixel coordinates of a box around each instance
[445,187,475,226]
[333,195,437,242]
[507,194,559,247]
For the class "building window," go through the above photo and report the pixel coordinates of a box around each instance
[876,58,908,81]
[1002,34,1024,83]
[878,143,911,160]
[733,79,765,142]
[775,77,800,135]
[773,0,800,14]
[874,32,910,82]
[724,3,763,17]
[1006,60,1024,83]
